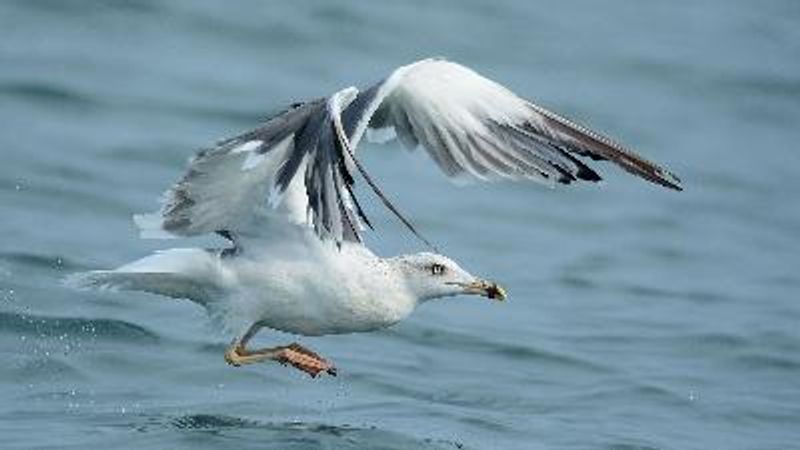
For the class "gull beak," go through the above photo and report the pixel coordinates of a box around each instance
[461,280,507,301]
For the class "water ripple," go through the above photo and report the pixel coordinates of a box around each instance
[392,325,610,373]
[732,352,800,372]
[0,81,99,109]
[0,311,159,343]
[141,414,468,450]
[0,251,85,272]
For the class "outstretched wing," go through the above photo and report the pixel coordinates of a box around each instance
[136,91,370,247]
[340,58,682,190]
[137,58,681,252]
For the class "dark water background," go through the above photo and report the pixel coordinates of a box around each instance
[2,1,799,449]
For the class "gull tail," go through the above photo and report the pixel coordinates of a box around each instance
[65,248,221,306]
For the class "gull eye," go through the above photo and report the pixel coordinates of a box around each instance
[430,263,447,276]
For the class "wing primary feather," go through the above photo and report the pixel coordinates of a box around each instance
[466,136,512,175]
[390,107,420,149]
[524,104,682,190]
[334,135,374,230]
[334,111,440,252]
[553,146,603,182]
[334,170,362,244]
[495,122,591,184]
[475,133,554,182]
[341,173,373,230]
[424,125,467,177]
[276,102,327,191]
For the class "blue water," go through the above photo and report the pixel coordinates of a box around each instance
[2,1,799,449]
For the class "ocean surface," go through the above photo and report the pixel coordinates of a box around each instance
[2,1,799,449]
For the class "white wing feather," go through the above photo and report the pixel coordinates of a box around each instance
[341,58,682,190]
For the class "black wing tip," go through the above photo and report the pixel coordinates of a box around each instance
[576,166,603,183]
[655,168,683,191]
[666,183,684,192]
[665,180,684,191]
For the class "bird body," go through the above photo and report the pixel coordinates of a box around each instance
[219,243,416,337]
[70,58,681,377]
[90,233,419,337]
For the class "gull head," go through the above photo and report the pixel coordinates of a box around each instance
[389,252,506,302]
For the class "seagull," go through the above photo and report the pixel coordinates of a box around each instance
[71,58,682,378]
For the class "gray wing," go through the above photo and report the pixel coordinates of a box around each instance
[136,93,370,247]
[340,58,682,190]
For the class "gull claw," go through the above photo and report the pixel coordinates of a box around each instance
[278,343,337,378]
